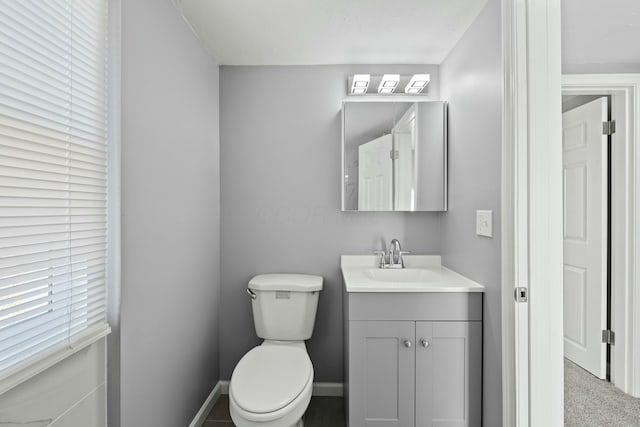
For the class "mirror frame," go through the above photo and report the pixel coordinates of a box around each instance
[341,98,448,212]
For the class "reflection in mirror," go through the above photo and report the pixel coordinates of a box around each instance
[342,101,448,211]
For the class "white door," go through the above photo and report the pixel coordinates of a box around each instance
[562,97,608,379]
[358,134,393,210]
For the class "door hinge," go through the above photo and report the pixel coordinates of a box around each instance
[389,150,399,160]
[514,287,528,303]
[603,120,616,135]
[602,330,615,345]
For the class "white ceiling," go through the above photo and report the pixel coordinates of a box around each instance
[176,0,489,65]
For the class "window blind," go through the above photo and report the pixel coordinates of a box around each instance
[0,0,110,380]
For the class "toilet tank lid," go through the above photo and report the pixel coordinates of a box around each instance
[249,274,323,292]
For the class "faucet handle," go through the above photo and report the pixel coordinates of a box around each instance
[373,250,386,268]
[398,250,410,267]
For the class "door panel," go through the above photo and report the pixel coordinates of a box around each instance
[358,134,393,210]
[349,321,415,427]
[563,164,587,240]
[562,97,608,379]
[415,322,482,427]
[563,265,587,348]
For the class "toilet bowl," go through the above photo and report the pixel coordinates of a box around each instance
[229,274,322,427]
[230,343,313,427]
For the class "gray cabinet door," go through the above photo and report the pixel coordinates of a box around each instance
[349,321,415,427]
[415,322,482,427]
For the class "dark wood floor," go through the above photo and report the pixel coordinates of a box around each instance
[204,394,346,426]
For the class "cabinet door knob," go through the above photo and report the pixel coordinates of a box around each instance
[420,339,429,348]
[403,340,412,348]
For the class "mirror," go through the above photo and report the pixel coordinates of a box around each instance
[342,100,448,211]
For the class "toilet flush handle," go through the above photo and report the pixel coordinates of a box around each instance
[247,288,257,299]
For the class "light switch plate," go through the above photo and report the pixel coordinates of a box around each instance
[476,210,493,237]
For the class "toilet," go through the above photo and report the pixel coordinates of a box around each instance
[229,273,323,427]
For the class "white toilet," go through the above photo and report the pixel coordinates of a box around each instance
[229,273,323,427]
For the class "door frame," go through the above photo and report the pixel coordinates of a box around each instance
[501,0,563,426]
[562,74,640,397]
[501,3,640,420]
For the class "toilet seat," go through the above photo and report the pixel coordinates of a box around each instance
[230,374,312,425]
[231,345,312,413]
[229,344,314,426]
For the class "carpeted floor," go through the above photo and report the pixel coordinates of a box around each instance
[565,358,640,426]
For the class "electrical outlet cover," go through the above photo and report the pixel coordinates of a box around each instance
[476,210,493,237]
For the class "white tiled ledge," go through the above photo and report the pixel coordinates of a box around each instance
[0,324,111,395]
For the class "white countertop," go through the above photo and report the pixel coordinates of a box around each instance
[341,255,485,293]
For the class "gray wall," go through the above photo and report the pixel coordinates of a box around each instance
[562,0,640,73]
[219,65,442,381]
[120,0,221,426]
[439,0,503,425]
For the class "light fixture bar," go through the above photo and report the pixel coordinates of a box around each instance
[351,74,370,95]
[378,74,400,94]
[404,74,431,94]
[348,74,432,95]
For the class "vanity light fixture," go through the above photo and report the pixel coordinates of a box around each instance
[404,74,431,94]
[348,74,430,95]
[351,74,370,95]
[378,74,400,94]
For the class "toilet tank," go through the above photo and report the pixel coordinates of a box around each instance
[248,274,323,341]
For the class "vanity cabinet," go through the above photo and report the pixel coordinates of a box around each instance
[349,321,416,426]
[344,292,482,427]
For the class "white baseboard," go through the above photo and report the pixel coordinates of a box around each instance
[218,380,343,396]
[188,381,222,427]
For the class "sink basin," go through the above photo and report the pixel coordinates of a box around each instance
[341,255,484,293]
[362,268,438,283]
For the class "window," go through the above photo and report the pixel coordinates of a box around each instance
[0,0,111,386]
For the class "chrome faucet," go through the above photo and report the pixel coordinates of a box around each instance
[389,239,402,266]
[373,239,410,269]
